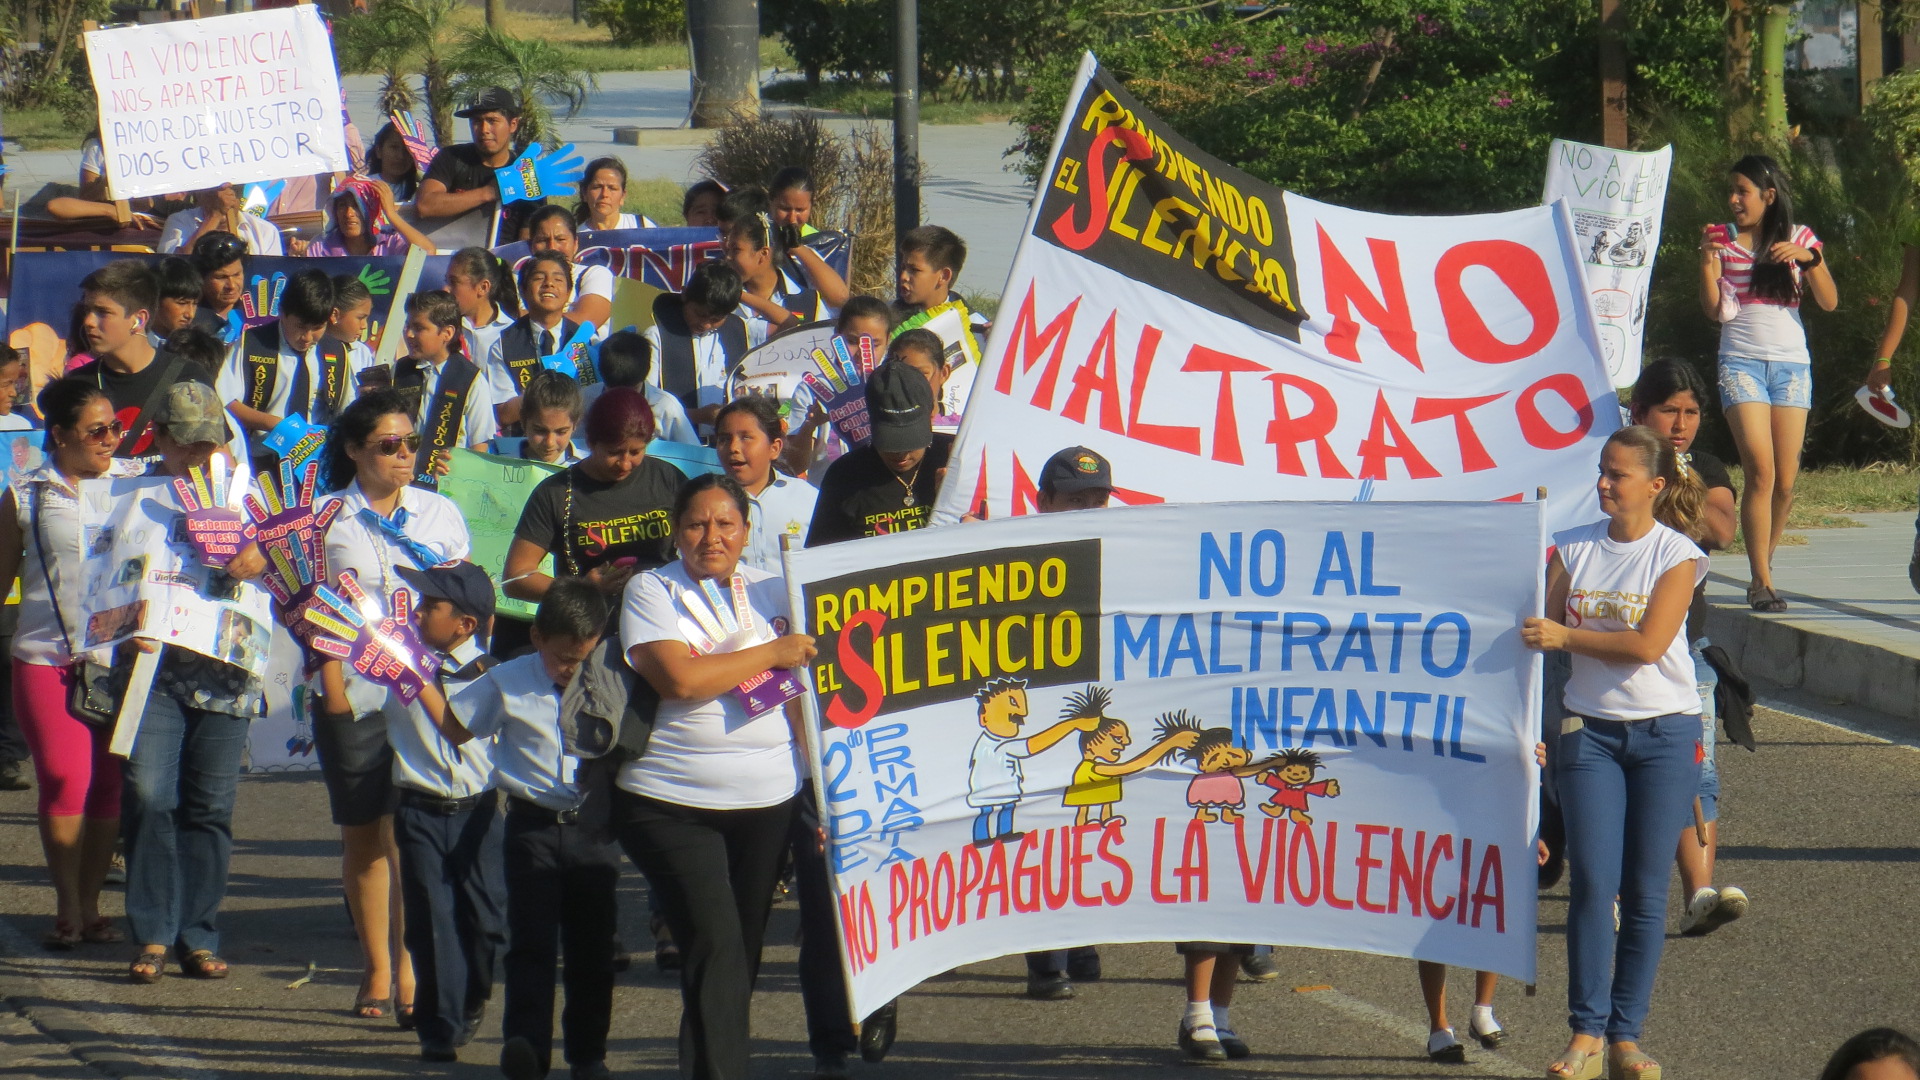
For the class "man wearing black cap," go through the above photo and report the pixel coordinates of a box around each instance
[416,87,533,242]
[804,360,953,546]
[1036,445,1113,513]
[386,561,505,1064]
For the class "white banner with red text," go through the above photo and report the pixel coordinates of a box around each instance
[786,499,1543,1017]
[935,54,1616,534]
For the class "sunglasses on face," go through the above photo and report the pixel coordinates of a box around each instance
[370,433,422,457]
[78,420,124,446]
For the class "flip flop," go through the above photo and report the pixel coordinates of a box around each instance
[1548,1048,1604,1080]
[352,995,392,1019]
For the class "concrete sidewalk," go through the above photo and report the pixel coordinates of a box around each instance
[1703,510,1920,723]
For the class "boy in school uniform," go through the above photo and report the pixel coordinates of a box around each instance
[396,289,497,487]
[588,330,698,445]
[487,251,581,430]
[438,580,619,1080]
[893,224,985,418]
[645,261,763,430]
[220,268,348,464]
[388,561,507,1063]
[328,274,381,396]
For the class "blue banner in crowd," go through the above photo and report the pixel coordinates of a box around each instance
[489,226,850,294]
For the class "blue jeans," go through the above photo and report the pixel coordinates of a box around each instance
[120,694,249,956]
[1557,712,1701,1042]
[395,792,507,1050]
[1692,640,1719,822]
[972,803,1015,844]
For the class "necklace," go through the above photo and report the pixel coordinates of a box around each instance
[894,463,921,508]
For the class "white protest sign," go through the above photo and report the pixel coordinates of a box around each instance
[78,476,274,672]
[935,55,1616,535]
[1543,139,1671,387]
[787,500,1544,1017]
[85,6,348,200]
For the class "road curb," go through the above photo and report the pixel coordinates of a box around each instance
[1705,575,1920,725]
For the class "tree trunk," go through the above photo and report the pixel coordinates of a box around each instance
[1758,2,1789,142]
[688,0,762,126]
[1349,28,1394,121]
[1726,0,1755,139]
[426,62,455,146]
[486,0,508,30]
[1599,0,1627,147]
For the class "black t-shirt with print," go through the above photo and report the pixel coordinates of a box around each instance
[514,455,680,575]
[806,435,953,547]
[69,352,217,459]
[423,143,536,240]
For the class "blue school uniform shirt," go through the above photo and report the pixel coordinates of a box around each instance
[450,651,580,810]
[386,636,496,799]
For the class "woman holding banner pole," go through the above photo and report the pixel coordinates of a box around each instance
[1522,425,1707,1080]
[0,378,129,949]
[313,390,474,1022]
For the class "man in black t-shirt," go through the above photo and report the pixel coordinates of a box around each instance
[69,260,218,462]
[416,86,534,244]
[806,361,952,546]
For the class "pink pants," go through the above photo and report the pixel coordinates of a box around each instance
[14,659,121,818]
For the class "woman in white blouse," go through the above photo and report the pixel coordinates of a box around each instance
[616,473,816,1080]
[1522,425,1707,1080]
[313,388,473,1025]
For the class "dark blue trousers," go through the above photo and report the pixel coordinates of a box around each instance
[394,790,506,1051]
[502,795,620,1071]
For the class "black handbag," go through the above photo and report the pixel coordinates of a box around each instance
[31,482,117,728]
[1699,643,1756,752]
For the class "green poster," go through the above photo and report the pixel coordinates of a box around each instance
[438,448,560,621]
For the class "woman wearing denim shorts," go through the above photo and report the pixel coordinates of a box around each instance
[1698,154,1836,612]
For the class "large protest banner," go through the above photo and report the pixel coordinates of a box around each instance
[1542,139,1672,388]
[936,55,1616,534]
[84,6,349,200]
[785,500,1542,1016]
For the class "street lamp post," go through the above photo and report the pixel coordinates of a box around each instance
[892,0,920,249]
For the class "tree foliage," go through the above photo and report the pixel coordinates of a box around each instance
[334,0,465,145]
[0,0,112,118]
[449,28,597,148]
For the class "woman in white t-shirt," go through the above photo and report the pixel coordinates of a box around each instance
[1697,154,1836,612]
[1522,426,1707,1080]
[615,473,816,1080]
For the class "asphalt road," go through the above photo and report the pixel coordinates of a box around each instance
[1,700,1913,1079]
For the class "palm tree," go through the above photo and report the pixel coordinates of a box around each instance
[334,0,464,145]
[450,28,597,149]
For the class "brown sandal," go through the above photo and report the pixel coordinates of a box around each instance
[179,950,229,979]
[129,950,166,984]
[1746,583,1788,613]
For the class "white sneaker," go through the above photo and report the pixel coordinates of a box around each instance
[1678,887,1718,934]
[1705,885,1749,933]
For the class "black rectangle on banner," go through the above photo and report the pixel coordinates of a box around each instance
[803,539,1103,725]
[1032,66,1306,340]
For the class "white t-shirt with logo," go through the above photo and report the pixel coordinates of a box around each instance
[1555,520,1707,722]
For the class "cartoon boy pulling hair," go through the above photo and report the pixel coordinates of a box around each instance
[1157,711,1272,824]
[967,677,1100,846]
[1058,685,1199,827]
[1256,748,1341,825]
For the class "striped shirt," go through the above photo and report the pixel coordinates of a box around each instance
[1712,222,1822,363]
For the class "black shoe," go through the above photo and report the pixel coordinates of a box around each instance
[1066,949,1102,982]
[1178,1022,1228,1063]
[0,759,30,792]
[859,1001,898,1063]
[455,1003,486,1048]
[812,1053,852,1080]
[1025,972,1074,1000]
[569,1061,612,1080]
[420,1044,458,1063]
[1239,951,1278,981]
[1217,1028,1251,1060]
[611,936,631,974]
[500,1036,546,1080]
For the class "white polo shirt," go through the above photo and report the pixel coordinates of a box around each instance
[462,306,515,384]
[450,652,580,810]
[408,356,499,447]
[386,636,496,798]
[740,473,818,575]
[156,207,284,256]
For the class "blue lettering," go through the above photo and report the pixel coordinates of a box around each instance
[1303,688,1344,747]
[1282,686,1315,746]
[1113,613,1161,680]
[1375,613,1420,673]
[1250,529,1285,595]
[1199,531,1242,598]
[1314,531,1356,595]
[1346,689,1387,747]
[1162,613,1205,677]
[1391,690,1432,751]
[1421,612,1471,677]
[1239,611,1277,670]
[1333,613,1377,672]
[1208,612,1243,674]
[1281,613,1331,671]
[1359,532,1401,595]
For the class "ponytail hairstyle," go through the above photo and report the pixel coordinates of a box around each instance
[1606,425,1705,542]
[727,210,782,260]
[769,165,813,200]
[575,156,630,223]
[1730,154,1799,304]
[322,388,411,492]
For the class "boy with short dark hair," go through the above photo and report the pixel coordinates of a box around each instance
[397,289,497,484]
[150,257,204,345]
[439,579,620,1080]
[591,330,696,445]
[219,268,348,461]
[645,262,760,429]
[388,560,506,1064]
[69,259,219,462]
[893,226,983,417]
[189,231,249,341]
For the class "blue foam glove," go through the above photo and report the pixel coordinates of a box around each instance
[538,322,599,384]
[495,143,588,204]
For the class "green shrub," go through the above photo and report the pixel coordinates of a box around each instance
[582,0,682,48]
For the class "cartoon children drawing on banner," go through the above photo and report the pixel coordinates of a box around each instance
[966,678,1101,846]
[1058,685,1199,827]
[1158,711,1275,824]
[1255,748,1341,824]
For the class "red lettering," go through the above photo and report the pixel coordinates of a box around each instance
[1389,827,1424,916]
[977,841,1011,918]
[1009,451,1040,517]
[1150,818,1180,903]
[824,610,885,730]
[1456,837,1473,925]
[1354,824,1389,914]
[1041,828,1073,910]
[1423,834,1456,920]
[1264,373,1352,479]
[1182,345,1267,464]
[1234,816,1276,903]
[1320,821,1353,910]
[1287,817,1321,905]
[1071,824,1103,908]
[908,858,932,940]
[1434,240,1558,363]
[992,283,1080,410]
[1051,124,1152,250]
[1317,226,1422,369]
[930,853,957,930]
[1011,832,1043,912]
[1098,820,1133,904]
[1516,373,1596,450]
[958,843,984,924]
[1061,314,1126,431]
[839,889,867,972]
[1126,325,1201,454]
[1178,818,1210,902]
[1472,843,1506,932]
[1412,393,1505,473]
[887,862,910,948]
[1356,391,1440,480]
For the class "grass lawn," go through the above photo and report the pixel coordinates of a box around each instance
[1723,463,1915,552]
[625,178,687,225]
[453,8,791,73]
[4,107,88,151]
[763,78,1018,124]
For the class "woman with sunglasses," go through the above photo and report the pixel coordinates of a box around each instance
[0,378,138,948]
[312,389,473,1025]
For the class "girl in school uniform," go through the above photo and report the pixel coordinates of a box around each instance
[313,389,475,1024]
